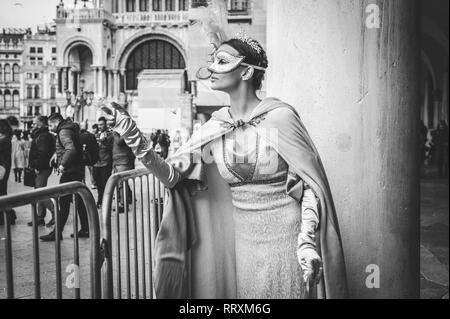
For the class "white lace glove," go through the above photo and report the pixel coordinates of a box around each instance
[297,188,323,289]
[98,101,179,187]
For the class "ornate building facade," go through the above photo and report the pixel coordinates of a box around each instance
[0,28,26,123]
[21,25,63,129]
[54,0,266,136]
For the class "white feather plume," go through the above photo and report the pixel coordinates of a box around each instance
[194,0,230,49]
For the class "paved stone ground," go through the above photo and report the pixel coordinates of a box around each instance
[0,165,448,299]
[420,166,449,299]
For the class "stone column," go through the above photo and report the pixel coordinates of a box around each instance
[267,0,421,298]
[98,67,105,98]
[57,67,63,93]
[76,71,81,95]
[108,70,113,97]
[64,67,69,92]
[68,68,74,94]
[118,0,124,13]
[120,68,127,93]
[113,69,119,98]
[94,67,99,95]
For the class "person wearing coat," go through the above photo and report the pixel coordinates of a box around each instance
[40,114,88,241]
[27,116,56,227]
[11,132,26,183]
[0,119,16,225]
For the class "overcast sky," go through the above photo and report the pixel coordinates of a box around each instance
[0,0,78,29]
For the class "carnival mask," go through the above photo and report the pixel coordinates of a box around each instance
[196,50,266,80]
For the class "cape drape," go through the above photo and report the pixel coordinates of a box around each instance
[154,97,349,299]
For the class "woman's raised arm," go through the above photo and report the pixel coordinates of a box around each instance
[100,101,181,188]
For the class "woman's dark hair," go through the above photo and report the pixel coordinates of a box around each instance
[222,38,268,90]
[0,119,13,138]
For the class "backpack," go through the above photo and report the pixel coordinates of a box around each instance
[80,131,99,166]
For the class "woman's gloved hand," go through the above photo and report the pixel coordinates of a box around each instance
[97,99,180,188]
[297,244,323,286]
[98,100,151,158]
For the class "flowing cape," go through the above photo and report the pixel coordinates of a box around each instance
[154,97,349,299]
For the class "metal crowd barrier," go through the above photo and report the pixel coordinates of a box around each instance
[0,182,102,299]
[101,168,166,299]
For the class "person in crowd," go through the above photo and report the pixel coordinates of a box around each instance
[27,116,56,227]
[93,117,113,208]
[0,119,16,225]
[22,131,32,168]
[89,124,99,189]
[151,129,161,149]
[109,115,136,213]
[40,113,89,241]
[92,123,99,135]
[80,120,99,187]
[172,130,183,154]
[158,130,171,159]
[12,130,26,183]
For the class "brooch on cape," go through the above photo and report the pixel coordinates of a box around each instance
[220,113,267,131]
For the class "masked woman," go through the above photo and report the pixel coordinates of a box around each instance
[101,34,348,299]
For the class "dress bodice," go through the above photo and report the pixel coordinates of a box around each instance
[208,124,289,187]
[207,124,297,214]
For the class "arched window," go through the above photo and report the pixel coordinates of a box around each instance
[12,90,19,108]
[140,0,149,11]
[125,40,185,90]
[50,86,56,99]
[27,85,33,99]
[34,86,40,99]
[126,0,135,11]
[229,0,248,12]
[13,64,20,82]
[165,0,175,10]
[0,90,3,108]
[178,0,188,10]
[152,0,162,11]
[4,90,11,108]
[4,64,11,82]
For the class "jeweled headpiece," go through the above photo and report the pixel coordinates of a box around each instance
[233,30,262,55]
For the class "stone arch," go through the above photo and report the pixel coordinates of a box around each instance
[114,30,187,70]
[62,36,98,65]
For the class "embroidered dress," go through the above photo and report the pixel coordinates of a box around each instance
[208,123,305,298]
